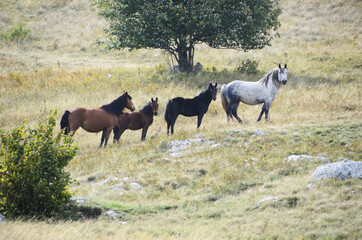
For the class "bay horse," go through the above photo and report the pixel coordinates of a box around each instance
[164,82,217,135]
[60,92,135,147]
[113,97,159,141]
[220,64,287,123]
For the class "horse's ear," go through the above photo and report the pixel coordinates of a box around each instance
[285,64,287,69]
[151,98,154,102]
[209,82,212,87]
[215,83,218,87]
[156,97,158,102]
[279,64,281,69]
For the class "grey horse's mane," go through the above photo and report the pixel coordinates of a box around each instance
[261,69,280,88]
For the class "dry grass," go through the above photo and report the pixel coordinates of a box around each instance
[0,176,361,240]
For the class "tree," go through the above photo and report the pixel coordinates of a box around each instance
[95,0,281,72]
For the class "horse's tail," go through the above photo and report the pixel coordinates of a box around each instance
[220,84,228,112]
[60,110,70,134]
[164,100,172,124]
[220,84,233,119]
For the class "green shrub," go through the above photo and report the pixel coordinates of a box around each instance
[0,110,77,219]
[236,58,260,75]
[0,23,30,44]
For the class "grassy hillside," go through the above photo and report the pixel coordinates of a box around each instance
[0,0,361,239]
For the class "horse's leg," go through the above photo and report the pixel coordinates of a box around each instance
[100,127,113,147]
[197,114,204,128]
[264,103,271,121]
[226,105,233,123]
[170,114,179,135]
[68,122,80,136]
[226,103,237,123]
[116,128,126,141]
[114,127,126,143]
[100,130,106,147]
[231,103,242,123]
[167,121,170,135]
[257,104,266,122]
[141,126,149,141]
[113,126,120,143]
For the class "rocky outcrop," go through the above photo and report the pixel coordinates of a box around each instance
[166,135,220,158]
[313,159,362,180]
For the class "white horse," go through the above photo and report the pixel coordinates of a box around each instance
[220,64,287,123]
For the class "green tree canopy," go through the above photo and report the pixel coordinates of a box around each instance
[95,0,281,72]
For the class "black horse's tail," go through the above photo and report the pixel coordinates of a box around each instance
[60,110,70,134]
[164,100,172,124]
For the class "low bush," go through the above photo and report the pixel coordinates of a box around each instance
[236,58,260,75]
[0,110,77,219]
[0,23,30,44]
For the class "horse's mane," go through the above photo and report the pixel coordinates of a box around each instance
[194,88,210,100]
[100,93,131,115]
[261,69,280,88]
[139,102,153,115]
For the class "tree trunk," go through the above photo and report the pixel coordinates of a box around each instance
[176,47,194,72]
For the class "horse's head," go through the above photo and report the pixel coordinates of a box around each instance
[208,82,218,101]
[278,64,288,85]
[151,97,159,116]
[125,92,135,111]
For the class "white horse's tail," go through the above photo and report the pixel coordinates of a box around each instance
[220,84,229,115]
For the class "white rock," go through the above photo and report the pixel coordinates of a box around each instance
[104,210,119,220]
[212,143,222,148]
[193,133,206,138]
[167,140,190,153]
[110,183,124,192]
[255,129,266,136]
[0,214,6,223]
[170,152,184,158]
[167,137,218,157]
[130,182,143,190]
[70,196,86,204]
[258,196,280,204]
[284,155,330,163]
[229,130,245,136]
[313,160,362,180]
[306,183,314,190]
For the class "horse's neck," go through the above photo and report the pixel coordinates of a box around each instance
[100,95,127,115]
[262,71,281,90]
[140,104,153,116]
[195,89,212,104]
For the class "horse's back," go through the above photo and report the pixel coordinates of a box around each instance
[225,80,266,105]
[178,97,202,116]
[123,111,149,130]
[69,107,117,133]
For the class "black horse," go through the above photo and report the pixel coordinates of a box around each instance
[164,82,217,134]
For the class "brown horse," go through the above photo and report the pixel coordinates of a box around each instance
[60,92,135,147]
[113,97,158,142]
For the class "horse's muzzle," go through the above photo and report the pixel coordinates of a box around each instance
[282,80,287,85]
[154,112,158,116]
